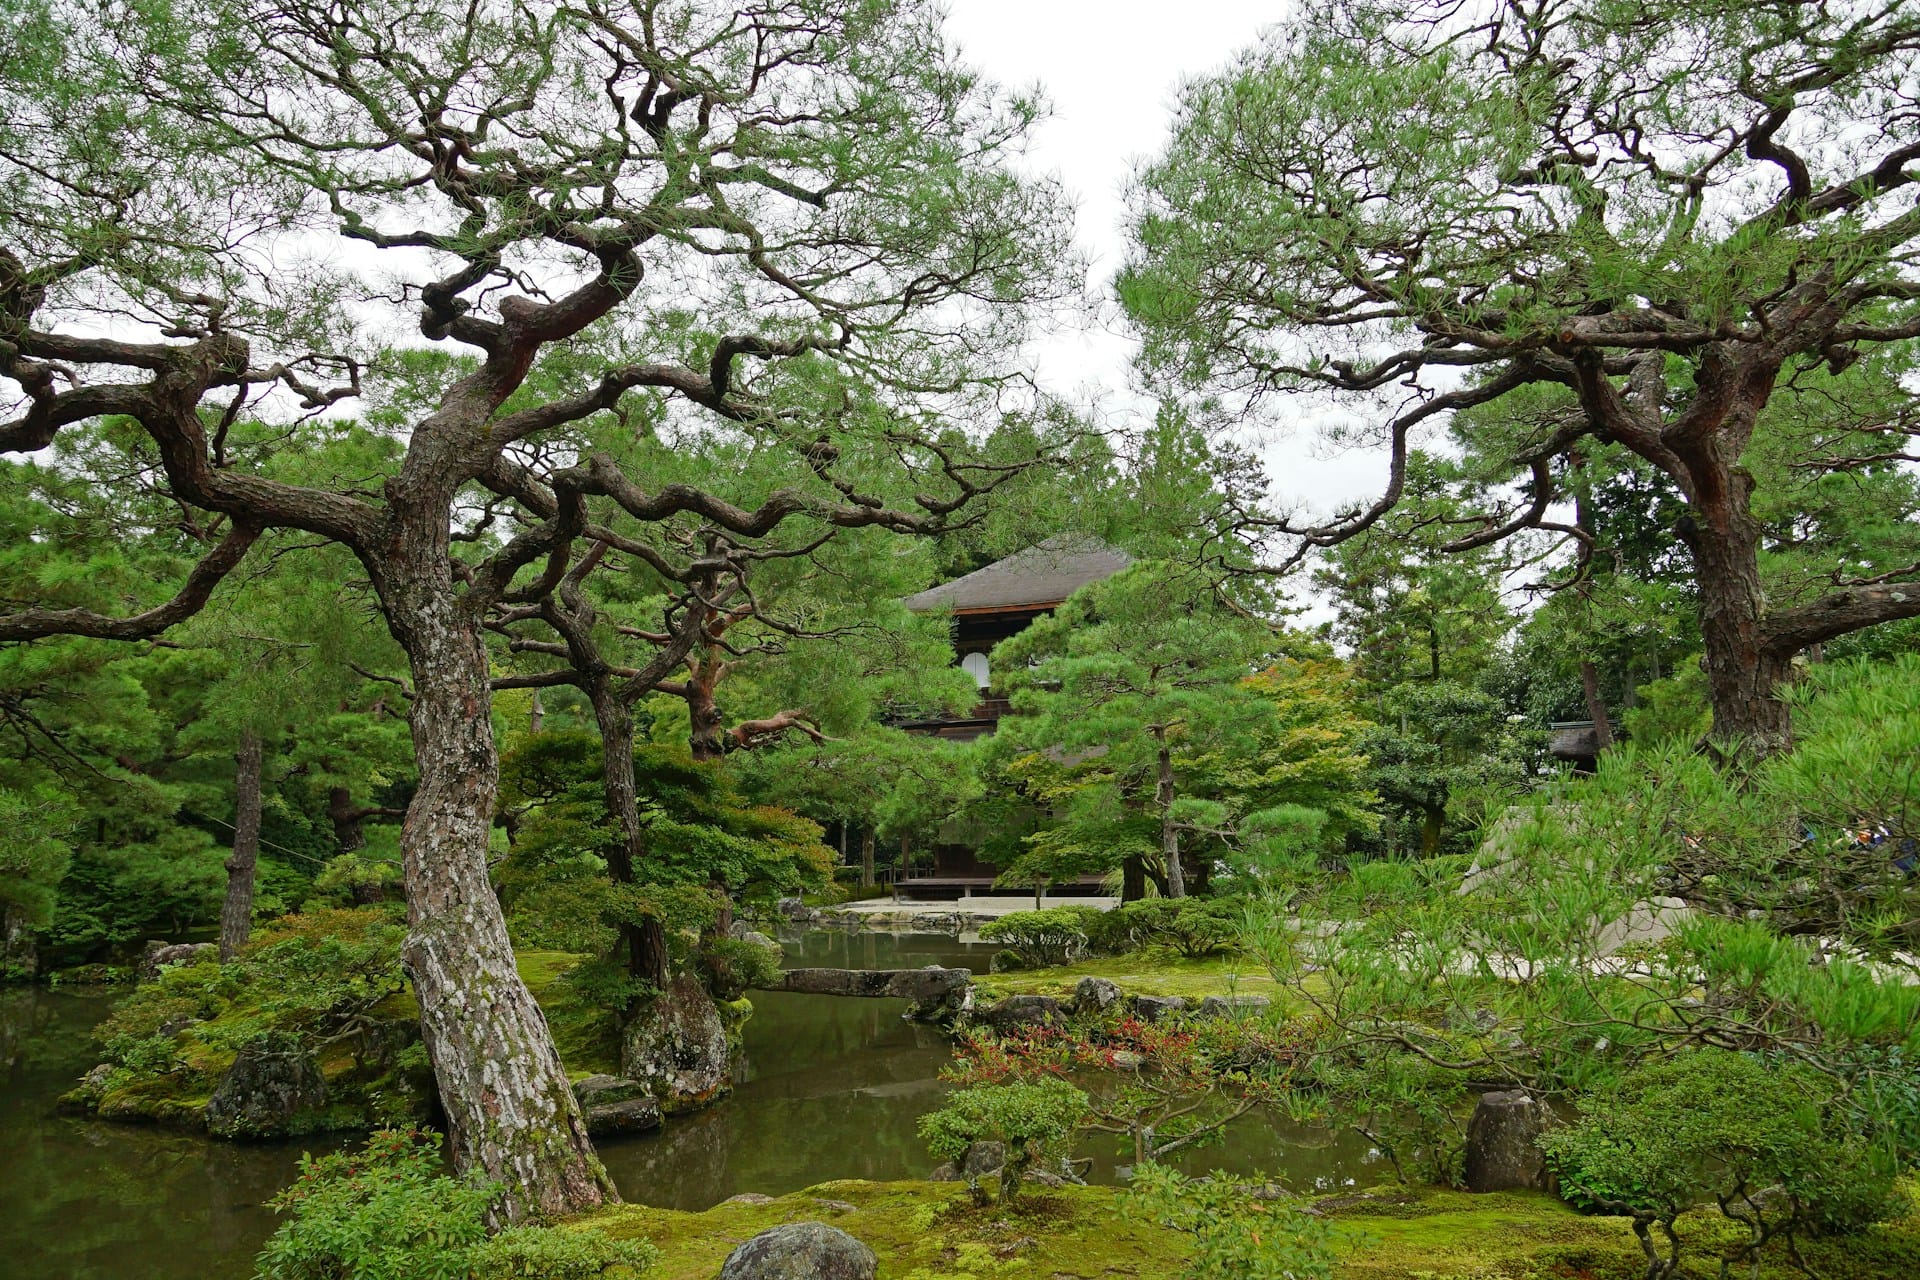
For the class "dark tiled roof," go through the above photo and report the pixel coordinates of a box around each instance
[904,536,1131,612]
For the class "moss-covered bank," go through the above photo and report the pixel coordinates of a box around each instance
[554,1179,1920,1280]
[60,911,617,1136]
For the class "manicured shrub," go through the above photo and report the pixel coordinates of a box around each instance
[979,906,1097,968]
[1544,1052,1902,1280]
[918,1078,1088,1204]
[697,936,781,1002]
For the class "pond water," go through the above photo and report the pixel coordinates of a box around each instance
[0,932,1377,1280]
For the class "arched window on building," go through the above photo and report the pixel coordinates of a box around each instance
[960,651,991,690]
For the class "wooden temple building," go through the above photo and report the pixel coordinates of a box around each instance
[888,537,1131,899]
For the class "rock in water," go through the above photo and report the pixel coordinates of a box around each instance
[204,1037,327,1138]
[621,971,731,1113]
[1462,1089,1553,1192]
[718,1222,877,1280]
[571,1074,663,1135]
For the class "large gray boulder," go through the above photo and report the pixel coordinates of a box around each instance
[1462,1089,1554,1192]
[718,1222,877,1280]
[204,1037,327,1138]
[621,971,731,1113]
[1071,976,1123,1016]
[1197,994,1270,1019]
[975,994,1065,1031]
[1131,994,1188,1023]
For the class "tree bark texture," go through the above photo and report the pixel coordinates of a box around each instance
[860,828,876,890]
[1578,661,1615,751]
[586,686,670,990]
[395,588,613,1222]
[1678,472,1796,754]
[218,728,264,962]
[1154,732,1186,899]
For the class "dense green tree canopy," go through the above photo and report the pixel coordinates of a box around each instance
[1124,0,1920,749]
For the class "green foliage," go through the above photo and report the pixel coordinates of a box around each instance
[1544,1053,1902,1278]
[1087,898,1242,959]
[499,733,831,950]
[0,785,74,930]
[696,936,781,1003]
[989,562,1372,894]
[93,906,408,1111]
[918,1079,1088,1204]
[1128,1162,1337,1280]
[1619,663,1713,751]
[1299,1046,1470,1188]
[980,906,1098,968]
[305,850,403,910]
[255,1130,495,1280]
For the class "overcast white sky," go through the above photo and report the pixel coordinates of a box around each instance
[941,1,1394,518]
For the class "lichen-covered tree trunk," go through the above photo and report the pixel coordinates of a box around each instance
[860,828,876,890]
[396,589,614,1222]
[217,728,264,961]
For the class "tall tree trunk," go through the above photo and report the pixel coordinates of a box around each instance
[1682,483,1795,754]
[685,658,726,761]
[1121,853,1147,903]
[328,785,369,853]
[396,595,613,1222]
[1579,661,1615,751]
[1154,731,1186,899]
[586,684,669,989]
[218,728,264,962]
[1420,802,1445,856]
[529,688,545,736]
[859,828,876,890]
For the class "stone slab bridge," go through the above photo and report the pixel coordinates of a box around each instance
[759,966,971,1021]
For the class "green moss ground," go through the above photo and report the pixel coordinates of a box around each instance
[1326,1185,1920,1280]
[556,1180,1920,1280]
[582,1180,1189,1280]
[515,950,622,1080]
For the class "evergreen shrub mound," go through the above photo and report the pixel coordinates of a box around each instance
[254,1129,655,1280]
[1544,1052,1903,1280]
[1091,898,1242,958]
[980,906,1098,968]
[918,1078,1088,1205]
[984,898,1246,971]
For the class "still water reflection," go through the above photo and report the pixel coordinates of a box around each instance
[0,932,1374,1280]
